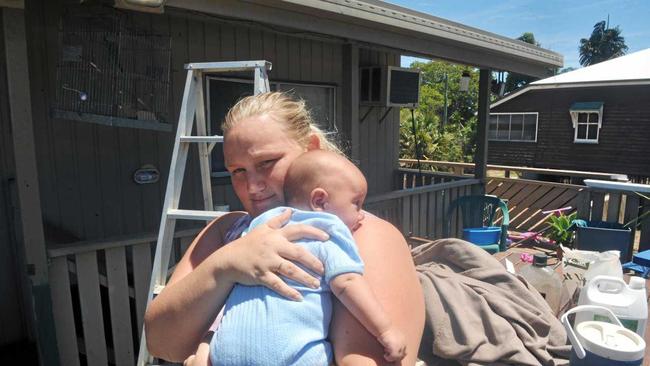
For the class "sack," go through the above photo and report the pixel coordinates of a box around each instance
[561,245,623,282]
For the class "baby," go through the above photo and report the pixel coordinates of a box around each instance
[196,150,406,366]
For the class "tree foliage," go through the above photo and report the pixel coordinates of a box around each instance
[579,20,628,66]
[558,66,578,74]
[504,32,540,93]
[400,61,479,162]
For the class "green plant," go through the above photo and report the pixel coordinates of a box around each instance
[546,212,577,247]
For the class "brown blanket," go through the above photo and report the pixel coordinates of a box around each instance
[413,239,571,366]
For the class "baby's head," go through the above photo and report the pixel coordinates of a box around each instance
[284,150,367,230]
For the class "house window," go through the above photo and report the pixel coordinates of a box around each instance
[570,102,603,144]
[488,112,538,142]
[207,77,336,174]
[276,82,336,131]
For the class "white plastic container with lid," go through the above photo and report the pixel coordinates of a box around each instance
[576,275,647,337]
[519,254,563,314]
[562,305,645,366]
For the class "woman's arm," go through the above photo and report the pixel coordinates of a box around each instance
[330,273,407,362]
[144,210,329,362]
[330,213,425,365]
[144,212,242,361]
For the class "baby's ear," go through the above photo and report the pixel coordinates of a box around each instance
[307,134,321,151]
[310,188,328,211]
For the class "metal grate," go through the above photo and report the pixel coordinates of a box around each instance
[55,10,172,129]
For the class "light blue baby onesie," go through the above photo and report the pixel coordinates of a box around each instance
[209,206,364,366]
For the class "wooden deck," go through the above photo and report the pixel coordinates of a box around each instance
[399,164,649,255]
[486,177,582,231]
[44,165,650,366]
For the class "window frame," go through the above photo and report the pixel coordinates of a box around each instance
[206,76,337,134]
[570,109,602,144]
[205,76,338,177]
[488,112,538,142]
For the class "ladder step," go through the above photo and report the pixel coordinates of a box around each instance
[153,285,165,295]
[185,60,271,72]
[167,209,227,221]
[180,135,223,143]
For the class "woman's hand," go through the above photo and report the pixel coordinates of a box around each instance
[219,208,328,300]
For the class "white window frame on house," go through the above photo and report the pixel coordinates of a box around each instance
[488,112,538,142]
[570,104,603,144]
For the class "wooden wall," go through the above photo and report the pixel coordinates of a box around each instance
[25,3,400,243]
[489,85,650,177]
[358,48,400,195]
[0,8,29,347]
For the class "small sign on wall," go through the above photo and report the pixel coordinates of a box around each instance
[133,165,160,184]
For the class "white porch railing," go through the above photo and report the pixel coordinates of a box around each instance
[366,178,483,240]
[47,228,201,366]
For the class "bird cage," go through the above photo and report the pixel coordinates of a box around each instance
[54,8,172,131]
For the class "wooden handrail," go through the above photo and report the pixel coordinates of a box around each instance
[47,228,201,258]
[366,178,480,204]
[400,159,628,181]
[398,168,465,178]
[488,176,586,189]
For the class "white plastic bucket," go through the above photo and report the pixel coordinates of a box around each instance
[576,275,647,337]
[562,305,645,366]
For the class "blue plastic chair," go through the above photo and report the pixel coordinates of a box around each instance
[444,195,510,253]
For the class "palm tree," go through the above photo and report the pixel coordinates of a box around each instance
[579,20,628,66]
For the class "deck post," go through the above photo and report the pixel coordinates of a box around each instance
[342,43,360,162]
[474,68,491,188]
[3,7,59,365]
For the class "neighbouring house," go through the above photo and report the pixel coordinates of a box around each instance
[488,48,650,183]
[0,1,562,365]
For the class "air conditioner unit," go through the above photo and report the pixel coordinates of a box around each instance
[386,66,421,108]
[359,66,420,108]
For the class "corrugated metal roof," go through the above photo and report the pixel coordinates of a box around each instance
[491,48,650,109]
[531,48,650,85]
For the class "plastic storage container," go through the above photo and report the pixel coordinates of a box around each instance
[576,275,647,337]
[562,305,645,366]
[519,254,563,314]
[462,227,501,245]
[575,221,633,263]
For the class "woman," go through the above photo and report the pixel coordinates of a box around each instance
[144,92,425,365]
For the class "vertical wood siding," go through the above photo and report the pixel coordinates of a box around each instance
[0,10,29,346]
[28,4,357,242]
[489,86,650,177]
[358,48,400,195]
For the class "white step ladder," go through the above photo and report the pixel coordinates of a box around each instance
[137,61,271,366]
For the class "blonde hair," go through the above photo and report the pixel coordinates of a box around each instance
[222,92,341,154]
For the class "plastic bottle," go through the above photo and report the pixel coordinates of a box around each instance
[575,275,648,337]
[519,254,563,314]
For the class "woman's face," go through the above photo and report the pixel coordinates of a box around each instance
[224,114,307,217]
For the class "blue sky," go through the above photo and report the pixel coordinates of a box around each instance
[389,0,650,70]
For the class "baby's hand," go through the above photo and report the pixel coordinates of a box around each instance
[378,327,407,362]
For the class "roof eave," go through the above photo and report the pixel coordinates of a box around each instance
[491,79,650,108]
[281,0,563,67]
[166,0,563,76]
